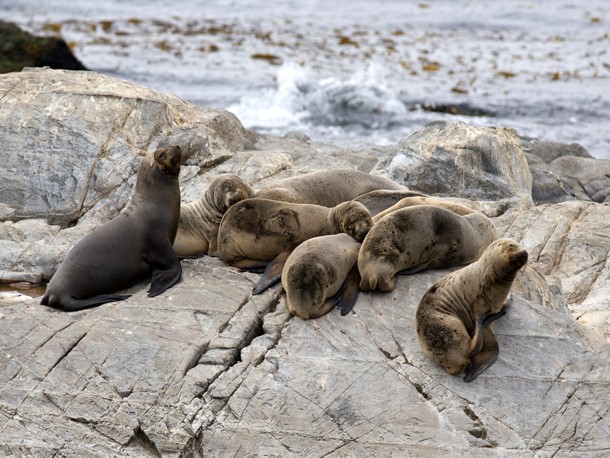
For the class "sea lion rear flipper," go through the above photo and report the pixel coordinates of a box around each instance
[337,265,361,316]
[464,326,500,382]
[252,249,292,295]
[397,261,427,276]
[45,294,131,312]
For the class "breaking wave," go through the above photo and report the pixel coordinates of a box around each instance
[227,63,407,133]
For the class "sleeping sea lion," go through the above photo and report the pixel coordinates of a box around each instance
[173,174,254,257]
[255,169,406,207]
[358,205,497,292]
[218,198,373,270]
[281,234,362,319]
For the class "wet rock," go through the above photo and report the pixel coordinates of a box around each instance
[372,120,533,204]
[0,21,87,73]
[0,70,609,456]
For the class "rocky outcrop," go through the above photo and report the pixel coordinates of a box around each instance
[1,69,609,456]
[372,120,533,204]
[0,21,87,74]
[521,136,610,204]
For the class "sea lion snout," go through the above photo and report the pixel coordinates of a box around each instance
[511,249,528,269]
[154,145,182,176]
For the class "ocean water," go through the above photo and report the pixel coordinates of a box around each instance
[3,0,609,158]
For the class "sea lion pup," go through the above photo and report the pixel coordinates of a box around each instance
[218,198,373,270]
[358,205,497,292]
[416,238,528,381]
[41,146,183,312]
[281,234,362,319]
[372,196,477,222]
[173,174,254,257]
[254,169,406,207]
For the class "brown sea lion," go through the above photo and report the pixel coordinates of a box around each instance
[416,238,528,381]
[358,205,497,292]
[281,234,362,319]
[255,169,406,207]
[218,198,373,269]
[372,196,477,222]
[41,146,183,311]
[173,174,254,257]
[353,189,429,217]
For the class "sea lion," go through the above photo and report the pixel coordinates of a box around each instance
[173,174,254,257]
[281,234,362,319]
[358,205,497,292]
[372,196,477,222]
[353,189,429,217]
[40,146,183,312]
[255,169,406,207]
[218,198,373,269]
[416,238,528,381]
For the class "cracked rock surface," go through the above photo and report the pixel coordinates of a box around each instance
[1,69,609,456]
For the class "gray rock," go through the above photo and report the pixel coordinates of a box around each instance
[520,136,592,164]
[0,67,254,227]
[496,201,610,340]
[549,156,610,203]
[372,121,533,204]
[1,70,609,456]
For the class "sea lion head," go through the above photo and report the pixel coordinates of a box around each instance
[153,145,182,177]
[488,238,528,280]
[206,174,255,213]
[333,201,373,242]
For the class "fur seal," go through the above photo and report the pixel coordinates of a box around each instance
[358,205,497,292]
[218,198,373,269]
[281,234,361,319]
[255,169,406,207]
[416,238,528,381]
[372,196,477,222]
[41,146,183,311]
[173,174,254,257]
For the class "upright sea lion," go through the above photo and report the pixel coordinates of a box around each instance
[358,205,497,292]
[416,238,528,381]
[41,146,183,311]
[281,234,362,319]
[255,169,406,207]
[218,198,373,269]
[372,196,477,222]
[173,174,254,257]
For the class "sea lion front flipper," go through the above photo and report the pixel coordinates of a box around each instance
[252,249,292,295]
[144,240,183,297]
[337,265,361,316]
[464,326,500,382]
[467,308,506,357]
[148,262,183,297]
[45,294,131,312]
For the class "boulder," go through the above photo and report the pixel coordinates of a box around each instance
[372,121,533,204]
[0,70,609,456]
[0,67,256,227]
